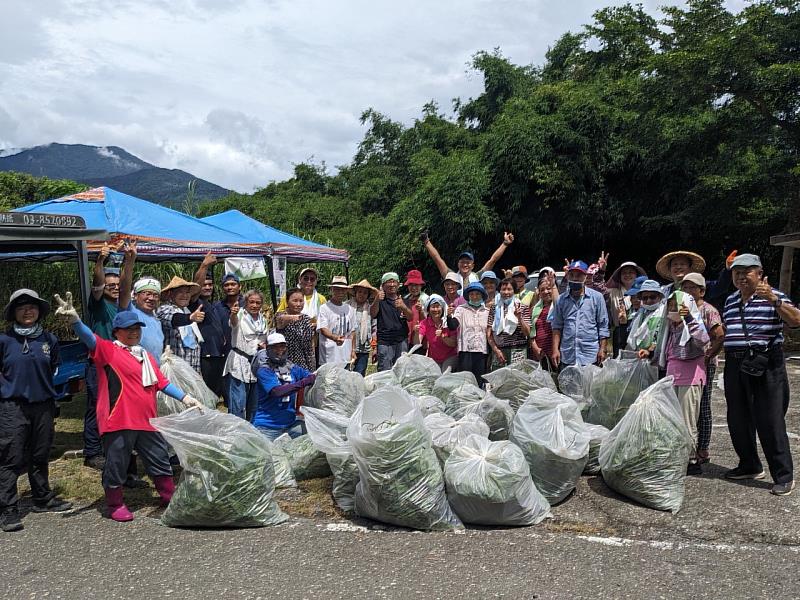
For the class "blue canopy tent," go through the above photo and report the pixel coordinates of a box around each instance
[199,209,349,263]
[200,209,350,308]
[13,187,265,262]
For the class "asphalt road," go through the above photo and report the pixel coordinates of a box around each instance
[3,359,800,599]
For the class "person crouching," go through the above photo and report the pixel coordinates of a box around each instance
[55,293,203,522]
[252,333,316,441]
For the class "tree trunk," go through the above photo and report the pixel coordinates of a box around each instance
[778,246,794,296]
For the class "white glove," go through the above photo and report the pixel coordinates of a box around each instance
[53,292,80,324]
[182,395,204,412]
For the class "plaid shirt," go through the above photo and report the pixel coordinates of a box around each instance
[155,302,201,372]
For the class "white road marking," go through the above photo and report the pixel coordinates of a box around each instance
[576,535,800,553]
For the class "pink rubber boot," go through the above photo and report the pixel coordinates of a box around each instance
[105,486,134,522]
[153,476,175,507]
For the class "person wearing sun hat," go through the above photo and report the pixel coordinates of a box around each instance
[402,270,429,351]
[453,282,491,383]
[479,271,501,311]
[370,272,414,371]
[317,276,357,366]
[442,271,466,311]
[119,271,166,365]
[0,289,74,532]
[155,276,205,374]
[549,260,610,368]
[348,279,378,375]
[276,267,327,321]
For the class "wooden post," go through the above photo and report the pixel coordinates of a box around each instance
[779,246,794,296]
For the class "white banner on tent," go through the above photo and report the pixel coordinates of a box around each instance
[224,257,267,281]
[272,257,287,300]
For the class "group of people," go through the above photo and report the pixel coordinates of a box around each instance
[0,231,798,532]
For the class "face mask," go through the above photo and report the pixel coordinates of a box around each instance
[267,349,287,366]
[640,302,661,312]
[468,299,483,308]
[568,281,583,292]
[667,311,682,323]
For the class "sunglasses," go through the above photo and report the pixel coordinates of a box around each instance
[105,283,120,290]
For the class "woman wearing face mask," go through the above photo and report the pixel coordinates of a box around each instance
[529,279,557,369]
[252,333,316,442]
[487,278,531,370]
[453,282,490,383]
[626,280,667,361]
[415,295,459,372]
[156,277,206,374]
[224,290,268,422]
[275,288,316,371]
[0,290,73,532]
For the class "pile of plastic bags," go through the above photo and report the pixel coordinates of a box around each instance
[599,377,692,513]
[306,364,365,417]
[392,349,443,396]
[443,383,515,441]
[424,412,489,465]
[156,348,219,416]
[586,358,658,429]
[482,360,556,411]
[151,410,287,528]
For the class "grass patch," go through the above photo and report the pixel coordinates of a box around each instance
[543,518,617,537]
[275,476,344,520]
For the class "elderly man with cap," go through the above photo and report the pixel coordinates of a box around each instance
[680,272,724,464]
[252,333,316,441]
[549,260,610,368]
[119,266,165,364]
[317,276,357,365]
[156,276,206,374]
[83,240,137,471]
[721,253,800,495]
[370,272,414,371]
[347,279,377,375]
[0,289,72,532]
[656,249,735,305]
[403,269,429,351]
[422,231,514,289]
[55,292,203,522]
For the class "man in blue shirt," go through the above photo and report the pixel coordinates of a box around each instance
[252,333,316,441]
[119,273,165,364]
[549,260,610,368]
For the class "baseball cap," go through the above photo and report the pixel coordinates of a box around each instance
[112,311,147,330]
[682,273,706,288]
[381,272,399,285]
[133,277,161,294]
[566,260,589,273]
[443,272,462,287]
[637,280,665,296]
[267,333,287,346]
[221,272,240,284]
[458,251,475,261]
[511,266,528,277]
[729,253,762,270]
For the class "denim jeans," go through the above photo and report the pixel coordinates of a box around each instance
[228,377,258,422]
[377,341,408,372]
[351,352,370,376]
[258,422,304,442]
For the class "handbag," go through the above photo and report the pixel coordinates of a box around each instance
[737,303,770,377]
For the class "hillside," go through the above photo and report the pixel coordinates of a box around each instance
[0,143,231,206]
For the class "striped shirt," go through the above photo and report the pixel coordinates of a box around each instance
[722,289,792,349]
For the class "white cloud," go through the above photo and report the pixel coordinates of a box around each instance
[0,0,745,191]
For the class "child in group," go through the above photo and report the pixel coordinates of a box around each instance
[453,282,490,384]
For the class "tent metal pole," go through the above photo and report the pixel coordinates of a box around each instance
[345,260,350,283]
[266,255,278,311]
[76,241,91,317]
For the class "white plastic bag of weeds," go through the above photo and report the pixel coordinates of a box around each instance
[424,411,489,465]
[431,368,479,402]
[156,347,219,416]
[599,377,692,513]
[483,361,556,411]
[445,434,551,526]
[444,383,515,441]
[510,397,591,504]
[586,358,658,429]
[151,410,287,528]
[269,434,297,488]
[306,363,365,417]
[392,347,443,396]
[303,406,359,512]
[347,385,463,531]
[363,369,397,394]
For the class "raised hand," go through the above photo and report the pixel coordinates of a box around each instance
[755,276,778,303]
[230,303,240,316]
[378,289,385,302]
[99,244,111,261]
[54,292,79,323]
[123,239,137,261]
[597,251,609,269]
[190,305,205,323]
[201,251,217,267]
[725,249,738,269]
[503,231,514,245]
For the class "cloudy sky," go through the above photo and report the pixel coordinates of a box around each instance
[0,0,745,192]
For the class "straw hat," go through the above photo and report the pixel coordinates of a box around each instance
[160,276,200,298]
[655,251,706,280]
[350,278,378,299]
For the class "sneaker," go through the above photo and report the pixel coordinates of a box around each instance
[31,497,73,513]
[84,455,106,471]
[1,508,23,532]
[123,475,148,489]
[724,467,766,480]
[771,480,795,496]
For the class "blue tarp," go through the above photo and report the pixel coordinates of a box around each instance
[14,187,262,261]
[201,209,349,263]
